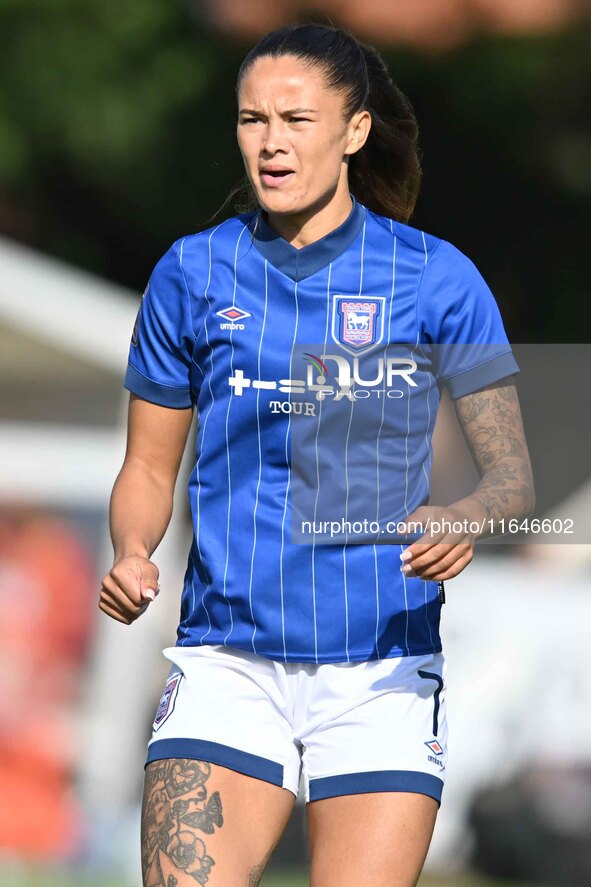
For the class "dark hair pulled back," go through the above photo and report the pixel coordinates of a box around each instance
[223,23,421,224]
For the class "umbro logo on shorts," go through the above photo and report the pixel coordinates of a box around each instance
[425,738,445,766]
[425,739,444,756]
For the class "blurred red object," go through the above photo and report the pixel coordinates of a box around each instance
[199,0,584,47]
[0,505,95,860]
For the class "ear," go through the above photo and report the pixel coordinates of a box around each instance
[344,109,372,157]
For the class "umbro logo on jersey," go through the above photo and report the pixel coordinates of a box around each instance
[332,295,386,356]
[217,305,251,330]
[425,739,444,756]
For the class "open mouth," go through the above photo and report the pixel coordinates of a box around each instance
[260,170,295,186]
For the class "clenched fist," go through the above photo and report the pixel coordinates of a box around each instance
[99,555,160,624]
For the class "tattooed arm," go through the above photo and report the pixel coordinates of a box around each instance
[449,375,536,537]
[398,376,535,580]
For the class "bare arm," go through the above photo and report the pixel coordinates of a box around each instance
[399,376,535,580]
[450,376,536,536]
[99,393,194,624]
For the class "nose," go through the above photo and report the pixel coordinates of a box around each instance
[262,118,289,155]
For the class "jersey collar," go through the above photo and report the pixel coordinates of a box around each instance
[248,193,366,282]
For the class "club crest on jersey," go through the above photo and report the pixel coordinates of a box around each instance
[331,295,386,356]
[153,672,182,731]
[216,305,251,330]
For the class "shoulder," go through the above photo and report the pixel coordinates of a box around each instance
[365,206,479,279]
[364,206,440,261]
[167,211,257,265]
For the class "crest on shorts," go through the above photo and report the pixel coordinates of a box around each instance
[153,672,182,731]
[331,295,386,356]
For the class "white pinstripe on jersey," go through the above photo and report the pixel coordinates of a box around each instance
[310,262,333,663]
[278,278,300,660]
[196,220,231,644]
[222,224,250,644]
[341,218,367,660]
[248,258,270,653]
[373,219,398,656]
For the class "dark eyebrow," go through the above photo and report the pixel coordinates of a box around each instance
[238,108,317,116]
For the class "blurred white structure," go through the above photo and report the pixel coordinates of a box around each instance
[0,234,191,877]
[427,552,591,872]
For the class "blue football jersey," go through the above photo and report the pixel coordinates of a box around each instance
[124,194,519,663]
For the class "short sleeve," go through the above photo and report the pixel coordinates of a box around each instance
[419,239,520,399]
[123,242,194,408]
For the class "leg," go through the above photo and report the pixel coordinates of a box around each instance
[141,757,296,886]
[307,790,438,887]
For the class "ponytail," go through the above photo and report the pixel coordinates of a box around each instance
[348,42,421,224]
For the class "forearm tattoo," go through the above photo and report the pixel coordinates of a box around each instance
[141,758,223,886]
[454,379,535,525]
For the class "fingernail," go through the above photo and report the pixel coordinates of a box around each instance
[144,588,156,601]
[400,564,412,573]
[400,551,412,561]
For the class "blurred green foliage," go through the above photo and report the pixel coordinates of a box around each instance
[0,4,589,339]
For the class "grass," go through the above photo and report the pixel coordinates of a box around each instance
[0,870,543,887]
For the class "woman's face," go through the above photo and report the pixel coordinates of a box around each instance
[237,54,369,217]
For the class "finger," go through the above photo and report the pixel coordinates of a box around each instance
[409,548,473,580]
[108,564,144,605]
[402,541,472,573]
[100,587,149,619]
[400,540,439,562]
[99,589,141,622]
[400,540,451,571]
[413,523,470,547]
[402,510,474,549]
[100,591,150,623]
[101,574,145,614]
[407,545,471,578]
[111,561,159,602]
[426,552,474,581]
[400,512,465,553]
[140,579,160,602]
[99,597,134,624]
[137,561,160,600]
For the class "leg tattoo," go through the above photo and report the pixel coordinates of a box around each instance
[141,758,223,886]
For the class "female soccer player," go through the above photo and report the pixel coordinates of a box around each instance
[100,23,534,887]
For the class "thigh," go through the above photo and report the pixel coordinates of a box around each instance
[142,757,295,886]
[307,790,438,887]
[300,651,448,886]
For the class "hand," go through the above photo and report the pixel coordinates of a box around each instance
[398,504,476,581]
[99,555,160,625]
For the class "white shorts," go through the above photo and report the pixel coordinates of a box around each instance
[146,644,448,805]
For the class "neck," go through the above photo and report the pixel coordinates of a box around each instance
[263,189,354,250]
